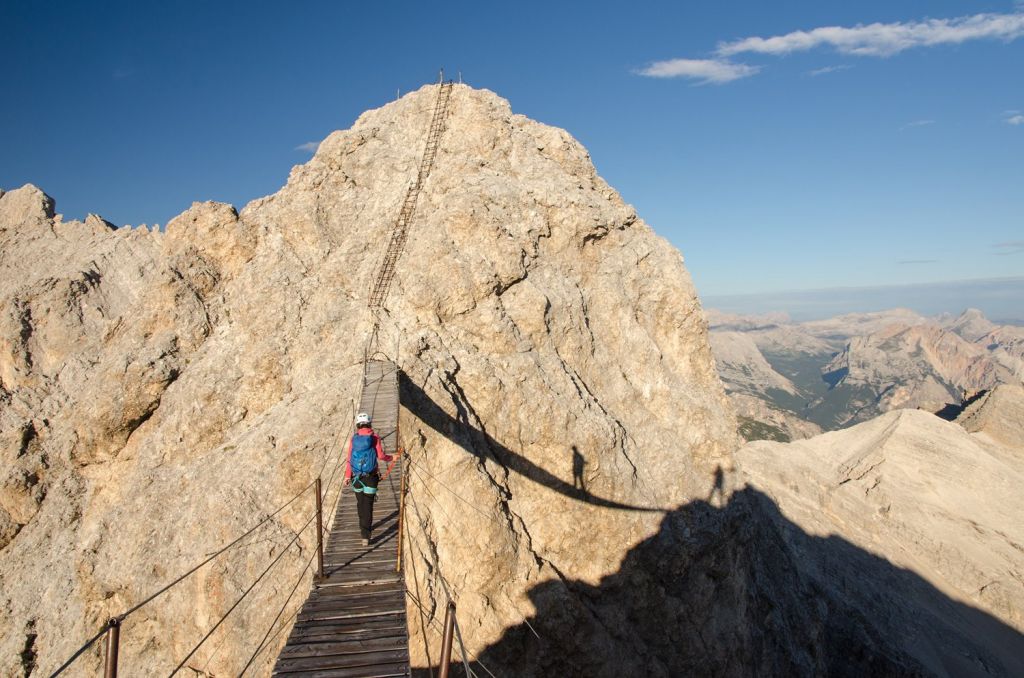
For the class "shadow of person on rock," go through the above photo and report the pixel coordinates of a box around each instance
[571,446,587,496]
[707,464,724,504]
[414,487,1023,678]
[399,372,661,513]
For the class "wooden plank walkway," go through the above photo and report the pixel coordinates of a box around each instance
[273,360,408,677]
[360,360,400,457]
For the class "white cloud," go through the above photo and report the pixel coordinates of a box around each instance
[635,58,760,84]
[994,241,1024,254]
[1005,114,1024,125]
[808,64,852,76]
[295,141,320,153]
[717,12,1024,58]
[901,119,936,130]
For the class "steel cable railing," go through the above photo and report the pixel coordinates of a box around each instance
[213,402,354,674]
[49,428,349,678]
[237,445,349,675]
[239,454,350,676]
[167,511,318,676]
[404,475,482,678]
[49,477,320,677]
[403,447,563,678]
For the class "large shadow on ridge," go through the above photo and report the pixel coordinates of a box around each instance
[399,373,661,513]
[418,487,1023,678]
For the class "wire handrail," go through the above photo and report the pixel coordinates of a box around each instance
[167,510,318,675]
[50,430,349,678]
[49,474,325,677]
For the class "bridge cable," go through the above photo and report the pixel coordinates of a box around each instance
[168,511,318,676]
[240,452,351,675]
[46,625,109,678]
[198,447,347,674]
[365,81,455,359]
[404,451,552,677]
[404,482,478,678]
[49,475,327,677]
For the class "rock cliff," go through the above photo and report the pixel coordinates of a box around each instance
[0,84,734,676]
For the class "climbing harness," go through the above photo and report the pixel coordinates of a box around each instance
[351,474,378,495]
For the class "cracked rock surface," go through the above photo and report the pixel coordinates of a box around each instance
[0,84,734,676]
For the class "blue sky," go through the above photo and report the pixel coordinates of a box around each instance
[1,1,1021,309]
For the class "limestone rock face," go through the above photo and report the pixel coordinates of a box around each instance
[709,331,798,396]
[956,383,1024,449]
[0,85,735,676]
[709,308,1024,434]
[738,408,1024,676]
[823,323,1014,413]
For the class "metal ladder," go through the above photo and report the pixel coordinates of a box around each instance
[368,80,454,311]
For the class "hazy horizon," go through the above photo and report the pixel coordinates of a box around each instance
[703,276,1024,323]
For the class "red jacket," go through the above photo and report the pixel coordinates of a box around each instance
[344,426,392,480]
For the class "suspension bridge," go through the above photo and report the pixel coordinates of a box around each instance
[50,77,470,678]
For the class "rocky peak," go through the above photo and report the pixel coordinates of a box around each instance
[0,84,735,676]
[944,307,998,342]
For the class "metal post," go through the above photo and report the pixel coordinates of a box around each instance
[439,68,444,84]
[315,477,324,580]
[438,601,456,678]
[395,452,407,573]
[103,618,120,678]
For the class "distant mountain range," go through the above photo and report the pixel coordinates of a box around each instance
[707,307,1024,441]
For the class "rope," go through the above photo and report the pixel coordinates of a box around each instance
[121,477,318,622]
[49,476,322,676]
[47,624,109,677]
[200,450,346,674]
[50,358,360,676]
[168,511,317,676]
[236,544,318,676]
[405,449,556,678]
[403,568,499,678]
[404,484,479,676]
[239,445,350,675]
[407,455,491,519]
[451,615,478,678]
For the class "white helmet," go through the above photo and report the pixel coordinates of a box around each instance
[356,412,371,426]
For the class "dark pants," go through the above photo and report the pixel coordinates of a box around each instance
[354,471,380,540]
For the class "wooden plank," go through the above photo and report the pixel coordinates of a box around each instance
[294,622,405,638]
[287,623,407,641]
[275,662,409,678]
[298,602,405,619]
[288,622,407,639]
[278,636,408,659]
[275,648,409,673]
[309,588,403,602]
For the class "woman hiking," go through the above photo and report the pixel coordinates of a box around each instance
[343,412,393,546]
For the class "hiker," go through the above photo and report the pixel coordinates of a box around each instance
[343,412,393,546]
